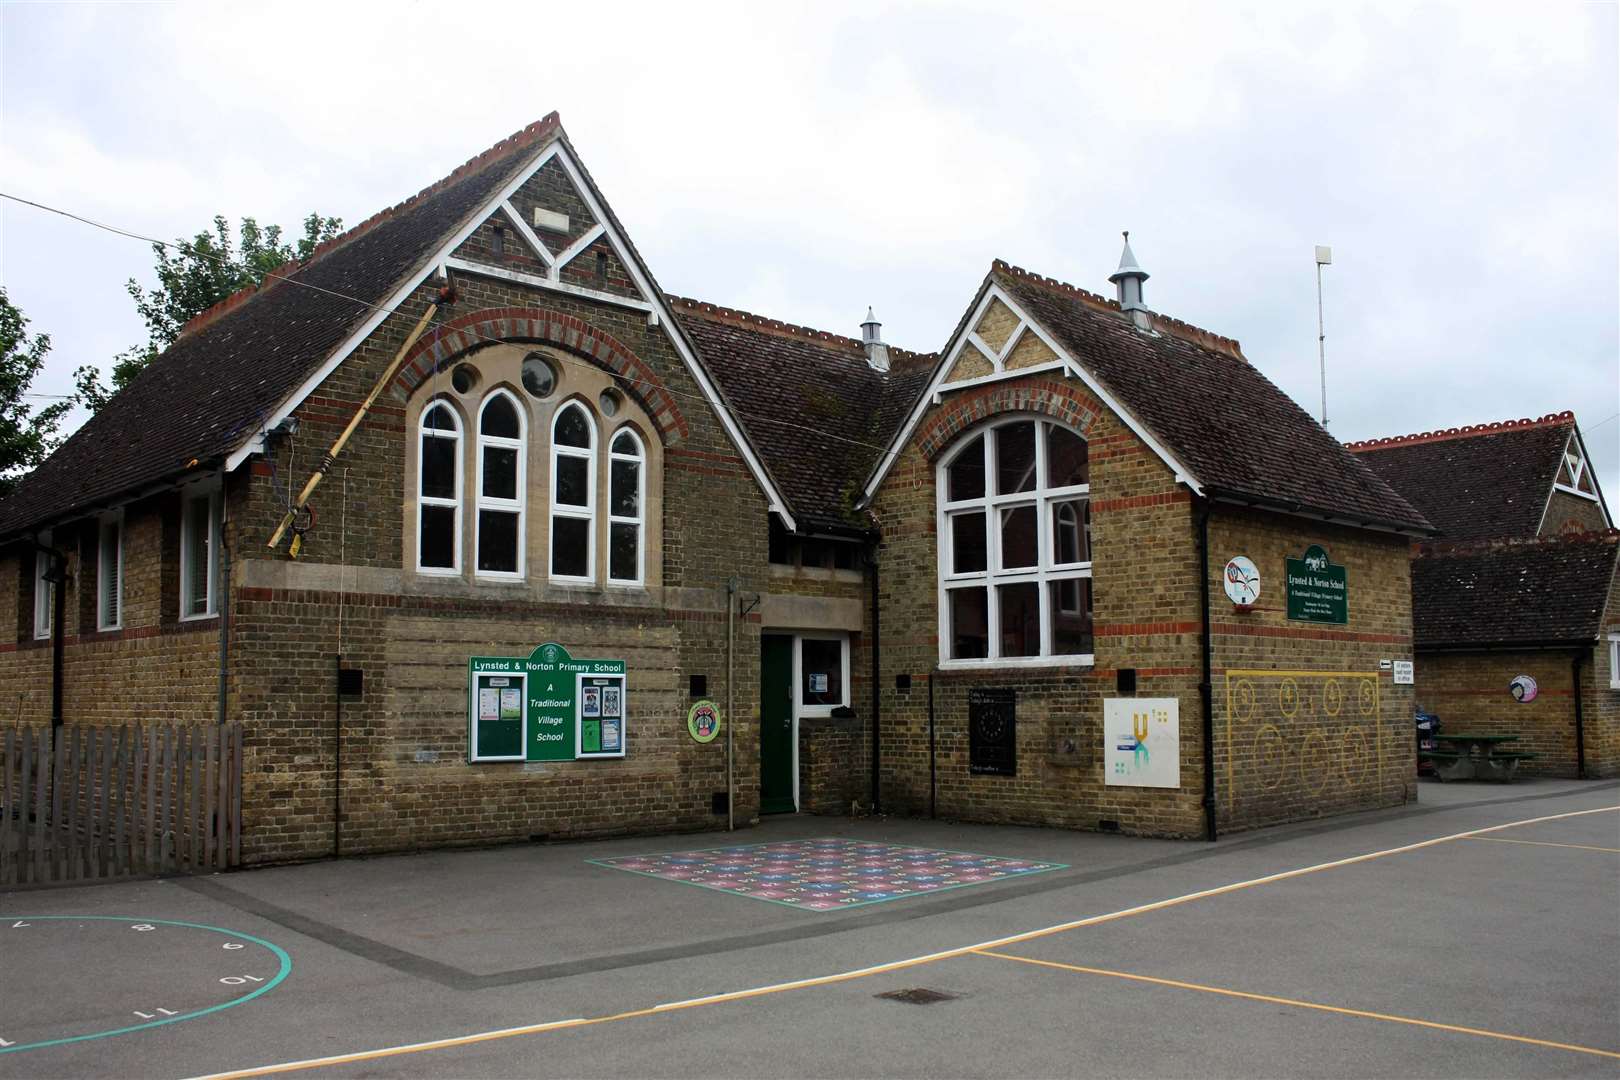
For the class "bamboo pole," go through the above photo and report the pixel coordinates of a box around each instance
[267,301,444,554]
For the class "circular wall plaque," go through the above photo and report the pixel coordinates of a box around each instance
[1509,675,1538,703]
[1223,555,1261,607]
[687,700,722,743]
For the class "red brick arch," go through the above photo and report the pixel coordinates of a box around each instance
[915,378,1104,462]
[390,307,688,441]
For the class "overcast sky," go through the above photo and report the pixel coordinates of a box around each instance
[3,2,1616,504]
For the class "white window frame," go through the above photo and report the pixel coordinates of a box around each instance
[793,633,851,718]
[936,415,1094,670]
[97,513,124,631]
[180,488,222,620]
[33,531,54,640]
[550,401,597,584]
[1608,634,1620,691]
[416,399,464,576]
[474,389,528,580]
[606,427,646,585]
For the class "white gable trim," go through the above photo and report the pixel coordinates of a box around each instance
[223,139,797,529]
[1536,427,1614,534]
[226,140,566,472]
[444,256,652,312]
[501,200,558,268]
[548,146,795,529]
[860,281,1203,503]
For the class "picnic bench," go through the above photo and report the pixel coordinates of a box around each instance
[1421,732,1538,782]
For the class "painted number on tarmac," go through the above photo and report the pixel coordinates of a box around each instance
[219,975,265,986]
[133,1009,177,1020]
[11,921,29,928]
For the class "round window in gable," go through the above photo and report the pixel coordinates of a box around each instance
[598,388,622,418]
[521,352,558,399]
[451,364,480,394]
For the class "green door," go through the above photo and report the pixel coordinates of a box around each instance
[760,635,796,814]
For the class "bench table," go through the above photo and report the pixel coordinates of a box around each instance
[1422,733,1537,782]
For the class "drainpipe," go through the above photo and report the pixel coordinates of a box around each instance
[50,546,65,729]
[927,666,937,819]
[216,473,231,725]
[869,540,882,815]
[726,576,736,831]
[1197,499,1217,842]
[1571,650,1587,780]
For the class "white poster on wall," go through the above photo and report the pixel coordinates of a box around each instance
[1104,698,1181,788]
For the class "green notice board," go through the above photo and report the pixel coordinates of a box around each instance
[1285,545,1349,624]
[467,642,627,762]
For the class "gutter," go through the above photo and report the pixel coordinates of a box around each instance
[1415,639,1595,654]
[1204,484,1433,539]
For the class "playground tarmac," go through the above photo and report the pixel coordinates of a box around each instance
[2,777,1617,1079]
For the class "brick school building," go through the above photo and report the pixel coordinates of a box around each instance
[1,116,1434,864]
[1351,414,1620,777]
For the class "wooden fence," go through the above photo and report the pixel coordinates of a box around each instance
[0,723,242,887]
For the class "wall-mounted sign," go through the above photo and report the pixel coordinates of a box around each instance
[1104,698,1181,788]
[968,688,1017,776]
[1392,660,1414,685]
[1286,545,1348,624]
[687,700,722,744]
[467,643,627,762]
[1223,555,1261,608]
[1509,675,1538,703]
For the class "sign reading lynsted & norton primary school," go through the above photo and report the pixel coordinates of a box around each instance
[468,642,627,763]
[1285,545,1348,624]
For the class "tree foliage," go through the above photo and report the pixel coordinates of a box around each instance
[0,287,71,498]
[74,213,342,411]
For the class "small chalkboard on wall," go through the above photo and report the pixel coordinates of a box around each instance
[968,687,1017,776]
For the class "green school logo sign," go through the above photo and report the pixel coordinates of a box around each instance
[467,642,627,762]
[1285,545,1348,624]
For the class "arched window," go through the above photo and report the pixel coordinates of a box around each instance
[550,401,596,581]
[418,401,463,572]
[607,428,645,584]
[937,417,1092,664]
[476,390,526,576]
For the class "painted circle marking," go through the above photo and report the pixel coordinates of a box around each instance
[1299,731,1332,796]
[0,916,291,1055]
[1278,679,1301,719]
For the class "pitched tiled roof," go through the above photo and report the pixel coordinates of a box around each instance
[1412,531,1619,648]
[0,116,563,540]
[1346,413,1574,542]
[986,262,1431,533]
[670,299,934,533]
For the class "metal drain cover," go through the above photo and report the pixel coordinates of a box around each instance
[875,987,958,1005]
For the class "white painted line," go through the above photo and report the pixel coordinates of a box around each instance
[191,803,1618,1078]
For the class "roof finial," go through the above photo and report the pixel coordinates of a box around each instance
[1108,231,1151,329]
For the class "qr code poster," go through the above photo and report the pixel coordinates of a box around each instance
[601,683,623,718]
[1103,698,1180,788]
[581,686,601,718]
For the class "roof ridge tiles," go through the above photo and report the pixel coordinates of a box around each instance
[1346,411,1575,452]
[991,258,1245,359]
[178,113,563,339]
[667,294,931,363]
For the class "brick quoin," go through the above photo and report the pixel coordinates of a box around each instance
[389,306,689,441]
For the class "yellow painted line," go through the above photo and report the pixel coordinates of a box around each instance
[973,949,1620,1061]
[189,804,1619,1079]
[1462,836,1620,854]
